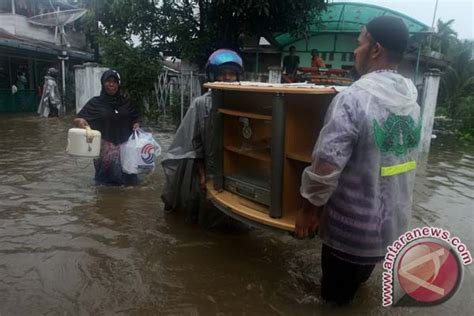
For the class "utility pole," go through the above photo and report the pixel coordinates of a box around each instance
[94,0,100,62]
[58,50,69,113]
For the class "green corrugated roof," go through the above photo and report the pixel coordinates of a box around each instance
[274,2,429,47]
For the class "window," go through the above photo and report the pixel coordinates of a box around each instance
[15,0,32,16]
[349,53,355,62]
[0,57,10,89]
[329,52,334,61]
[0,0,12,13]
[10,58,30,90]
[321,52,327,60]
[341,53,347,61]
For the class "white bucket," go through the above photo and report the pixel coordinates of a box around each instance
[66,127,101,158]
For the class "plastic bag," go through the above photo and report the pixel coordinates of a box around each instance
[120,129,161,175]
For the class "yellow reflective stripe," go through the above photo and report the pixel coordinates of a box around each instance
[381,160,417,177]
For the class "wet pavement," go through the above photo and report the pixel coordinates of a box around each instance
[0,114,472,315]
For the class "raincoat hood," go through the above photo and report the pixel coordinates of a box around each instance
[352,71,418,115]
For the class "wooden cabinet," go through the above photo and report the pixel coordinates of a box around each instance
[204,83,337,232]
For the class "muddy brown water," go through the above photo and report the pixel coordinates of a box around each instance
[0,114,472,315]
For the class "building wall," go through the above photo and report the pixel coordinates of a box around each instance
[282,33,358,69]
[0,51,60,113]
[276,32,436,87]
[0,13,87,49]
[242,52,281,74]
[74,63,109,113]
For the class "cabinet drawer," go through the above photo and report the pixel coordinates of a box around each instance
[224,175,271,207]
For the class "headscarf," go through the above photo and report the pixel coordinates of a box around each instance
[78,69,140,145]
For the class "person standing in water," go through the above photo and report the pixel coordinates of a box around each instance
[37,68,64,117]
[295,16,421,305]
[73,69,140,185]
[161,49,243,224]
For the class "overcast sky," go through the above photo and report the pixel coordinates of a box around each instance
[333,0,473,39]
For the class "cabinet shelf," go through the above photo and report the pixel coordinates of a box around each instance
[219,108,272,121]
[209,84,335,232]
[225,145,271,162]
[285,152,312,163]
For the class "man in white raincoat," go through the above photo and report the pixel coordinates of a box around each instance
[161,49,244,225]
[295,16,421,304]
[37,68,64,117]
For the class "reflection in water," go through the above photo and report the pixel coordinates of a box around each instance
[0,115,473,315]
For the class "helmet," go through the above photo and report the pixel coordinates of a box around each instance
[205,49,243,82]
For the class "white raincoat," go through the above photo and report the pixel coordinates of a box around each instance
[37,75,64,117]
[300,70,421,260]
[161,91,213,211]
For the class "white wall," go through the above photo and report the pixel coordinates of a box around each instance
[0,13,87,49]
[74,63,108,113]
[420,69,441,153]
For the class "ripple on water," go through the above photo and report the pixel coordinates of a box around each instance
[0,115,473,314]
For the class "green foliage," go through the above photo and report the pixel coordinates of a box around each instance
[76,0,327,121]
[80,0,327,72]
[451,93,474,135]
[149,0,326,67]
[431,19,459,56]
[436,37,474,140]
[460,132,474,142]
[98,35,161,113]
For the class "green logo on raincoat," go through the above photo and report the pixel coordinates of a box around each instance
[373,113,421,156]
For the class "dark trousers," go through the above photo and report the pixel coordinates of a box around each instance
[321,244,376,304]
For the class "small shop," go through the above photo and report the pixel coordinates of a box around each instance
[0,36,92,113]
[0,0,92,113]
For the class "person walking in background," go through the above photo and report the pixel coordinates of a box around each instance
[37,68,64,117]
[295,16,421,305]
[73,69,140,185]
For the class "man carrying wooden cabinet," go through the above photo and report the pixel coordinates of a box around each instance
[295,16,421,305]
[161,49,244,225]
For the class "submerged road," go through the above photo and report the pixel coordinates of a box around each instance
[0,114,472,315]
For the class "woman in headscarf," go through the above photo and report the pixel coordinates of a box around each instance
[73,69,140,185]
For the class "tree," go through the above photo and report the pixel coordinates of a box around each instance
[436,37,474,138]
[76,0,327,114]
[442,40,474,133]
[80,0,160,51]
[155,0,327,67]
[78,1,162,111]
[79,0,326,67]
[432,19,460,56]
[98,35,162,110]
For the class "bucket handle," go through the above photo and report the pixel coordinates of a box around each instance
[85,126,94,143]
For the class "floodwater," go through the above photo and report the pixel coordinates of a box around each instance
[0,114,472,315]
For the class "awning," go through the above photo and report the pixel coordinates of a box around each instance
[0,28,93,60]
[273,2,429,48]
